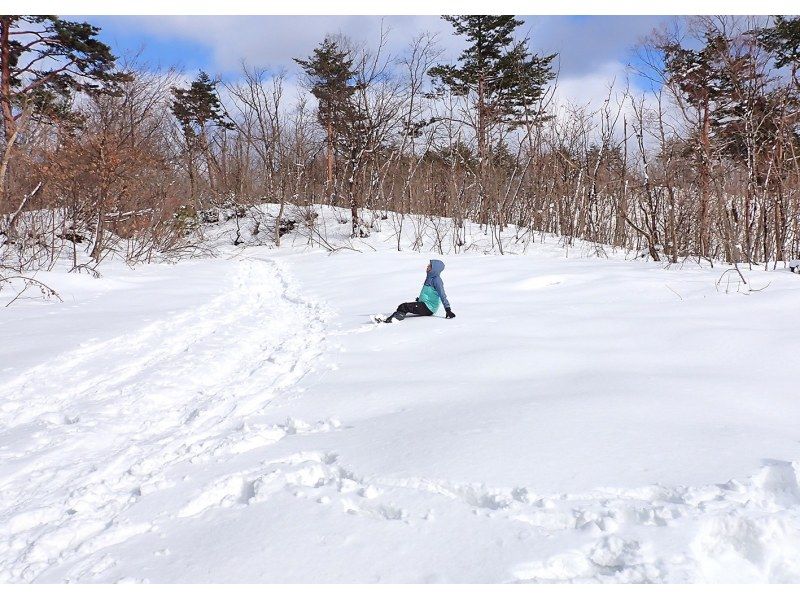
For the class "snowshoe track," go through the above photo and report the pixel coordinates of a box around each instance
[0,257,332,582]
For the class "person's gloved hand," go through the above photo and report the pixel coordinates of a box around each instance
[445,308,456,319]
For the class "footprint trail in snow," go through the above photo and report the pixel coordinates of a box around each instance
[0,257,332,582]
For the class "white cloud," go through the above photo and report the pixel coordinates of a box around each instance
[123,15,454,76]
[107,15,673,111]
[555,60,632,111]
[550,59,685,153]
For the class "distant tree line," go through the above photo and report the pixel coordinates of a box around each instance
[1,15,799,273]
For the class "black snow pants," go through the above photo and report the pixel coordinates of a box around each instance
[395,301,433,318]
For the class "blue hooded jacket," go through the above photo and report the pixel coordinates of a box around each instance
[418,259,450,313]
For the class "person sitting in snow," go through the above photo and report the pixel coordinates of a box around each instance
[384,259,456,322]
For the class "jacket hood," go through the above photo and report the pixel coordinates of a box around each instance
[429,259,445,276]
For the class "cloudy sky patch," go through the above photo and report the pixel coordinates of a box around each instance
[80,15,673,108]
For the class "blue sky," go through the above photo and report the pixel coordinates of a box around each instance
[81,16,213,73]
[76,15,671,104]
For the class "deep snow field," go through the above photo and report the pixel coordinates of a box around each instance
[2,206,800,583]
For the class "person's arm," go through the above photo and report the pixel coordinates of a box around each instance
[432,277,449,309]
[433,277,455,318]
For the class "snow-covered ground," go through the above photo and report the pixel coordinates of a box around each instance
[2,207,800,583]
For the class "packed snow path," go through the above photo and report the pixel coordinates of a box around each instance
[0,257,333,582]
[2,242,800,582]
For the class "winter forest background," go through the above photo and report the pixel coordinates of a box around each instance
[2,15,800,286]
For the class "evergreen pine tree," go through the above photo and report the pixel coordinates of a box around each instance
[171,71,233,203]
[428,15,555,222]
[756,16,800,74]
[294,38,359,195]
[0,16,127,144]
[660,35,729,257]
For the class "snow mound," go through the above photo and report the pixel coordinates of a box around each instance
[511,460,800,583]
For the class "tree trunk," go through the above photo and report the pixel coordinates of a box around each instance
[326,120,334,193]
[477,71,487,225]
[275,198,285,247]
[90,198,105,261]
[0,17,16,146]
[0,124,18,211]
[188,149,197,206]
[699,101,711,258]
